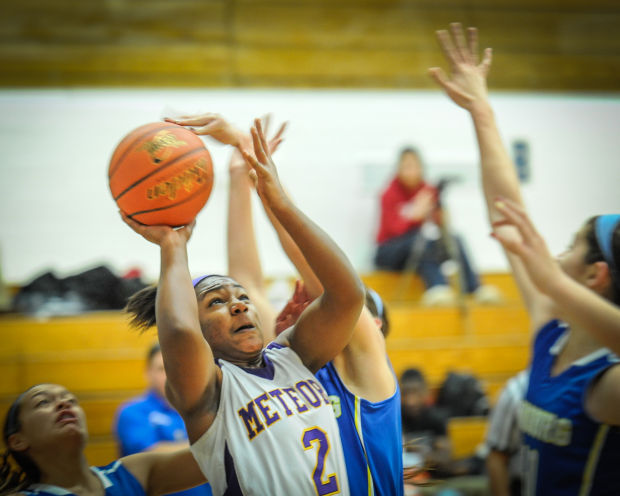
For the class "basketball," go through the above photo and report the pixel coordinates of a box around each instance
[108,122,214,226]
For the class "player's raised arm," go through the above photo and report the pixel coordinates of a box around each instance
[242,119,365,372]
[266,192,395,402]
[122,215,219,436]
[492,200,620,355]
[226,117,287,343]
[429,23,554,329]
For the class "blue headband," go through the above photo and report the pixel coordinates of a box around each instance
[192,274,231,288]
[192,275,209,288]
[595,214,620,277]
[366,288,385,321]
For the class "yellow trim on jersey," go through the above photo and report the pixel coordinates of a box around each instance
[354,396,375,496]
[578,424,609,496]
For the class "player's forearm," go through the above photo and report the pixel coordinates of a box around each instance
[470,101,524,220]
[156,239,201,340]
[486,450,511,496]
[227,166,265,289]
[545,272,620,354]
[265,203,324,299]
[268,198,364,310]
[146,440,190,453]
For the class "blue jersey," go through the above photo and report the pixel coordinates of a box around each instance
[21,460,144,495]
[115,390,212,496]
[316,360,404,496]
[519,320,620,495]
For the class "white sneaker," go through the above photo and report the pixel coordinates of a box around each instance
[474,284,503,304]
[421,285,457,306]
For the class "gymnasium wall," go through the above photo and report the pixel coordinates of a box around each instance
[2,0,619,91]
[0,89,619,284]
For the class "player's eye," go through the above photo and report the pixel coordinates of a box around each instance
[208,297,225,307]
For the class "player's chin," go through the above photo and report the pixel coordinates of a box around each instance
[233,332,263,351]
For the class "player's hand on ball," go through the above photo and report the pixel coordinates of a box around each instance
[121,211,195,246]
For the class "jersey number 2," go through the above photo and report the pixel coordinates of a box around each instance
[302,427,340,495]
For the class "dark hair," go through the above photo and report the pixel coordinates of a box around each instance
[584,217,620,305]
[1,388,42,495]
[125,285,158,331]
[400,368,426,385]
[398,146,421,162]
[364,287,390,337]
[146,342,161,364]
[125,275,234,332]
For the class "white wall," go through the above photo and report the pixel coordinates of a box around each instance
[0,89,618,284]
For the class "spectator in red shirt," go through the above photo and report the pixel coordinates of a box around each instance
[374,147,500,305]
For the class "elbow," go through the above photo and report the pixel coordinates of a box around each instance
[349,277,366,317]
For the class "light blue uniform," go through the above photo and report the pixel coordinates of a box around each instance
[316,360,404,496]
[520,320,620,495]
[21,460,144,495]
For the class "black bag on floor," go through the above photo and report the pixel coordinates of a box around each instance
[436,371,489,417]
[12,265,147,315]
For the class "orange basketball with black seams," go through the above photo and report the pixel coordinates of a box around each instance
[109,122,214,226]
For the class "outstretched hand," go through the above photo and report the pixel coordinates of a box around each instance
[491,198,563,295]
[165,113,243,147]
[166,112,287,160]
[121,212,195,247]
[229,114,287,176]
[429,23,493,110]
[240,119,287,207]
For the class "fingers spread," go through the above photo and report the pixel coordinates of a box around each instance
[165,114,217,126]
[250,125,268,164]
[273,121,288,143]
[467,27,479,64]
[254,118,271,158]
[193,121,221,136]
[450,23,471,64]
[260,113,272,135]
[241,147,258,170]
[493,198,535,242]
[428,67,449,88]
[480,48,493,75]
[491,230,523,256]
[436,28,461,65]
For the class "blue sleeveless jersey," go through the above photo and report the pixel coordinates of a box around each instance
[316,360,404,496]
[519,320,620,496]
[21,460,145,495]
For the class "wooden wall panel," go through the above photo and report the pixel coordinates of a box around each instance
[0,0,618,90]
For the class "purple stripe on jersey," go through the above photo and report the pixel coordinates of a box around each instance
[240,349,276,380]
[223,442,243,496]
[266,342,285,350]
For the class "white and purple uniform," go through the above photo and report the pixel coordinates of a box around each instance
[190,343,350,496]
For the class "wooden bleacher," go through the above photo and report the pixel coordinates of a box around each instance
[2,1,619,92]
[363,271,531,457]
[0,271,530,462]
[363,271,531,404]
[0,312,155,465]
